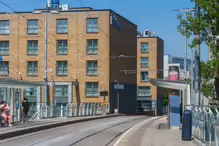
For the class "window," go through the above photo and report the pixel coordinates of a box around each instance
[56,61,68,75]
[87,18,98,33]
[27,40,38,55]
[86,82,99,97]
[28,20,38,34]
[87,61,98,75]
[0,88,4,97]
[0,41,9,55]
[57,40,68,55]
[0,61,9,76]
[57,19,68,33]
[141,42,149,53]
[141,57,149,68]
[54,85,68,96]
[24,88,37,96]
[87,39,98,54]
[0,20,9,35]
[137,87,151,96]
[27,61,38,76]
[141,72,149,82]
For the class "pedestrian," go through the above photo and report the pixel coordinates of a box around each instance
[22,98,29,123]
[0,101,12,127]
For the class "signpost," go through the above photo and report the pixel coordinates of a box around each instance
[114,83,124,113]
[100,89,108,114]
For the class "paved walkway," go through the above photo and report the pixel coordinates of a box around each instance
[116,116,195,146]
[141,117,195,146]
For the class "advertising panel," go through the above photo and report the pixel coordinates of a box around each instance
[169,64,180,96]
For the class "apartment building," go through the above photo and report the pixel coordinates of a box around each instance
[137,32,164,115]
[0,7,137,114]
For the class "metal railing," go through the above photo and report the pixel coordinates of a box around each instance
[20,102,110,121]
[137,102,154,112]
[185,104,219,146]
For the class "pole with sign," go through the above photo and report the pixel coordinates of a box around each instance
[100,89,108,114]
[114,82,124,113]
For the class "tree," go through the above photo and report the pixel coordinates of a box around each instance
[163,88,169,106]
[177,0,219,101]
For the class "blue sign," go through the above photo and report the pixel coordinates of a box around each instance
[111,14,122,30]
[51,0,59,9]
[0,56,2,62]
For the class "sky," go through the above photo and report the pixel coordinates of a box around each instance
[0,0,209,61]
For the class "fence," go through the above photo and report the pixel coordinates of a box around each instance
[185,104,219,146]
[15,102,110,122]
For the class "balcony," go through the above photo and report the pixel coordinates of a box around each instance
[137,92,151,97]
[141,49,149,53]
[141,63,149,68]
[0,49,9,56]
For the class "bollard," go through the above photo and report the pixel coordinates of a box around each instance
[182,109,192,141]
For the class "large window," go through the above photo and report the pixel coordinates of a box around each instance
[0,41,9,55]
[57,40,68,55]
[87,39,98,54]
[141,42,149,53]
[0,62,9,76]
[28,20,38,34]
[24,88,37,96]
[87,61,98,75]
[0,20,9,35]
[27,61,38,76]
[56,61,68,75]
[54,85,68,97]
[57,19,68,34]
[141,72,149,82]
[87,18,98,33]
[86,82,99,97]
[141,57,149,68]
[137,86,151,96]
[27,40,38,55]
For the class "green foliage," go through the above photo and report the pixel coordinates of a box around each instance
[177,0,219,101]
[163,88,169,106]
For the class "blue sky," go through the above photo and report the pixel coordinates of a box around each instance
[1,0,208,61]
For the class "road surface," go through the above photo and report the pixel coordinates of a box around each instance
[0,116,150,146]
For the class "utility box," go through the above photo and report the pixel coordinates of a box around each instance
[182,109,192,141]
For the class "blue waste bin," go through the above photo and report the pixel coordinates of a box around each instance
[182,109,192,141]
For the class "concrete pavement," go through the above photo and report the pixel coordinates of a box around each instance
[115,116,195,146]
[0,114,121,140]
[0,116,150,146]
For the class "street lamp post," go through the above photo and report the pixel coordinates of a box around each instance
[114,80,120,113]
[172,8,195,107]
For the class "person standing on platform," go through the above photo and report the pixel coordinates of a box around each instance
[22,98,29,123]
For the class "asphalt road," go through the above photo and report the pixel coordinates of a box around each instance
[0,116,150,146]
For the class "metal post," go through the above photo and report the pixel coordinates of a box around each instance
[184,13,188,74]
[191,49,194,103]
[117,84,120,113]
[117,82,120,113]
[195,2,201,105]
[44,12,48,106]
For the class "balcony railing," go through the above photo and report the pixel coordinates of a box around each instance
[141,63,149,68]
[141,49,149,53]
[137,92,151,97]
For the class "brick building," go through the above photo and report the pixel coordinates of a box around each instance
[0,7,137,114]
[137,33,164,115]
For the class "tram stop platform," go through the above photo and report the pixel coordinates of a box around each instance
[0,114,120,140]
